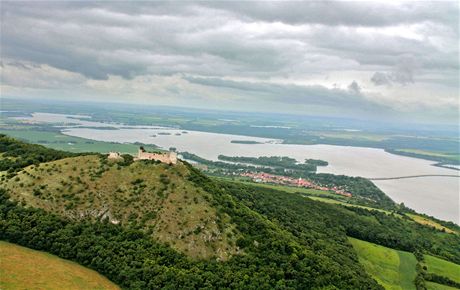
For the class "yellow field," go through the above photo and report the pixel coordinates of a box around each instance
[0,241,119,290]
[407,214,456,234]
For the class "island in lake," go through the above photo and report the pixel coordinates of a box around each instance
[231,140,262,144]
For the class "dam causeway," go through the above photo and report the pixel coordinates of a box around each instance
[368,174,459,181]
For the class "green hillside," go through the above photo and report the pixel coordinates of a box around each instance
[424,255,460,284]
[1,135,460,289]
[2,154,238,260]
[0,241,119,290]
[349,238,460,290]
[349,237,417,289]
[426,282,459,290]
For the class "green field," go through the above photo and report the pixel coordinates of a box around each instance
[0,241,119,290]
[349,237,417,290]
[392,149,460,163]
[426,282,459,290]
[424,255,460,284]
[307,196,397,215]
[314,131,389,142]
[237,180,339,197]
[0,129,144,154]
[396,149,456,158]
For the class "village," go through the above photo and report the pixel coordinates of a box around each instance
[240,172,352,197]
[108,148,351,198]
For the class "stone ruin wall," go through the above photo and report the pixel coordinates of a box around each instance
[137,150,177,164]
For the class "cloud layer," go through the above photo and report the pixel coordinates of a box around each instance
[1,1,459,123]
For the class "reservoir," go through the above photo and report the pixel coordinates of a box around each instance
[16,113,460,224]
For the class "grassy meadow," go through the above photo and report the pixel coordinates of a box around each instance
[349,237,417,290]
[424,255,460,284]
[0,241,119,290]
[426,282,459,290]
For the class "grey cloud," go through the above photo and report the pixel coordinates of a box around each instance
[184,76,384,111]
[371,72,391,86]
[348,81,361,94]
[1,1,458,123]
[206,1,459,27]
[371,56,419,86]
[1,1,458,81]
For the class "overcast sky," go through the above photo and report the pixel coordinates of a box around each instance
[1,1,459,124]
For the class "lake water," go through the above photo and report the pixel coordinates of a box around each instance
[15,113,460,224]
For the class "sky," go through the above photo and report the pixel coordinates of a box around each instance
[1,1,459,124]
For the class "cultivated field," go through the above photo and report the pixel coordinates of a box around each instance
[0,241,119,290]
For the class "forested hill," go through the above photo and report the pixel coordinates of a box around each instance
[1,135,459,289]
[0,136,379,288]
[0,134,83,177]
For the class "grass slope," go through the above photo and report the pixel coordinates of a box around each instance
[2,155,238,260]
[0,241,119,290]
[426,282,460,290]
[349,237,417,290]
[424,255,460,284]
[234,179,339,197]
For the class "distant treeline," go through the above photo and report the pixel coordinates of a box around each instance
[230,140,262,144]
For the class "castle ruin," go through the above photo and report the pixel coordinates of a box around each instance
[135,147,177,164]
[108,152,122,160]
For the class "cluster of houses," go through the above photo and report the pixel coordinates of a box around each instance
[240,172,352,197]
